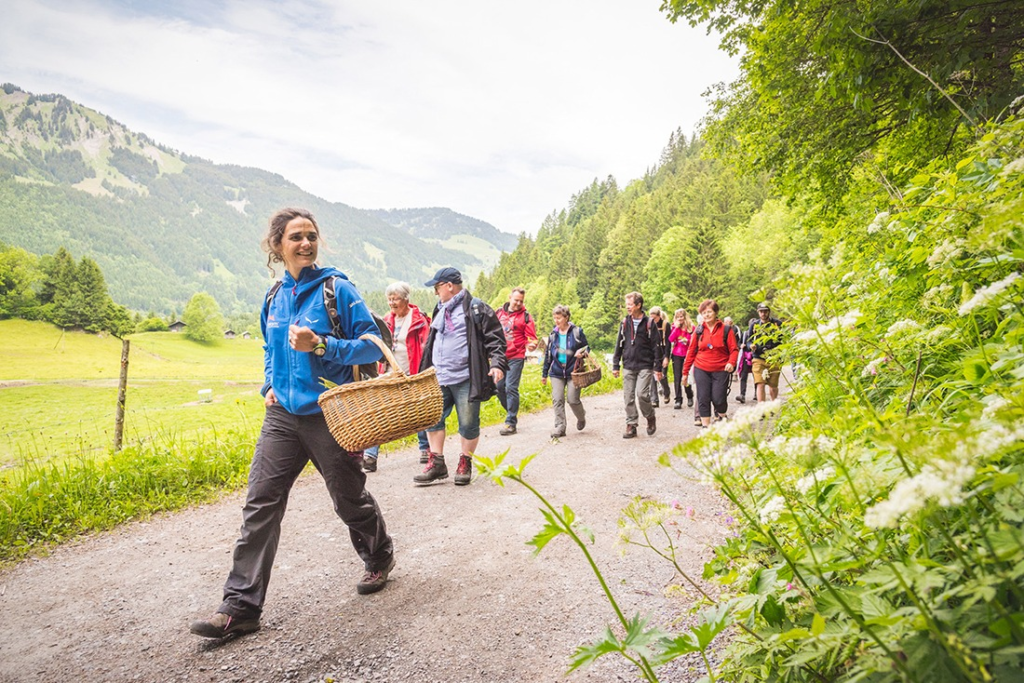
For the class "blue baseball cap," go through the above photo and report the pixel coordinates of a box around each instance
[425,267,462,287]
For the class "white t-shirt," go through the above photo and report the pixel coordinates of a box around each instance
[392,313,412,373]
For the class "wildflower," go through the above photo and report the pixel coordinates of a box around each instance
[922,284,953,308]
[927,239,966,267]
[980,396,1011,422]
[796,466,836,495]
[759,495,786,524]
[862,355,887,377]
[707,400,782,441]
[958,273,1022,316]
[885,320,920,338]
[867,212,890,234]
[1001,157,1024,176]
[924,325,953,344]
[864,462,976,529]
[686,507,695,518]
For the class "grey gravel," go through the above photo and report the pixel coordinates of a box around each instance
[0,390,729,682]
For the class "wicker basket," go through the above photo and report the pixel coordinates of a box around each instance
[318,335,443,452]
[571,352,602,389]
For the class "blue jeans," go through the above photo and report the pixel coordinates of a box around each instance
[497,358,525,427]
[426,379,480,440]
[363,430,427,460]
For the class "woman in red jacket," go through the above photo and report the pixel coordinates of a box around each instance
[682,299,738,428]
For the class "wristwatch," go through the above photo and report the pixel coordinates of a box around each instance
[312,335,327,357]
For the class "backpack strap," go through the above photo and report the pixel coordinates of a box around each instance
[322,276,343,338]
[264,280,284,314]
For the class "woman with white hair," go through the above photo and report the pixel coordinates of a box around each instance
[361,281,432,472]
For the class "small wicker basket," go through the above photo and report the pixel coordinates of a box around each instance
[571,352,602,389]
[318,335,443,452]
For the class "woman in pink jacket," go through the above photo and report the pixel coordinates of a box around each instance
[667,309,695,410]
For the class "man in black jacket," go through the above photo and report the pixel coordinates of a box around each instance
[417,267,507,486]
[611,292,664,438]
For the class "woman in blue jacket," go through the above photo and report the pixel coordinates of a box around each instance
[541,305,590,439]
[190,208,395,639]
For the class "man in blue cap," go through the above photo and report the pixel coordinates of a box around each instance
[416,267,507,486]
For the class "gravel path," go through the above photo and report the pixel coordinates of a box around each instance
[0,390,729,683]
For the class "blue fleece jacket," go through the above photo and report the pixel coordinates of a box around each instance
[261,266,382,415]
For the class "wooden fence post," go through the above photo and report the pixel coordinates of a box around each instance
[114,338,130,451]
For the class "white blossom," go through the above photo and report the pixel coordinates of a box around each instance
[1001,157,1024,176]
[922,284,953,308]
[959,273,1022,316]
[924,325,953,344]
[759,495,787,524]
[862,355,887,377]
[796,466,836,495]
[927,239,965,267]
[706,400,782,441]
[864,462,976,529]
[981,396,1012,422]
[885,320,921,338]
[867,212,890,234]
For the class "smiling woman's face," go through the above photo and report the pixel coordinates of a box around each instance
[280,217,319,276]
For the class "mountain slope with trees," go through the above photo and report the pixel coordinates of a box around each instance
[0,84,515,315]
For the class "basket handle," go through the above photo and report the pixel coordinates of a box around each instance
[354,333,405,380]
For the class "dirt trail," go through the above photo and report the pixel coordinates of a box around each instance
[0,391,729,683]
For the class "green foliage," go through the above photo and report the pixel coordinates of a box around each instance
[668,117,1024,682]
[136,315,168,332]
[661,0,1024,202]
[0,241,39,317]
[182,292,224,343]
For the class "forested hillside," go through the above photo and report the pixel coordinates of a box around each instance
[0,85,513,315]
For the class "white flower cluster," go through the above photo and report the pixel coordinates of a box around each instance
[865,423,1024,529]
[922,284,953,308]
[864,461,976,529]
[958,272,1022,316]
[759,495,787,524]
[981,396,1012,422]
[766,434,836,460]
[867,212,890,235]
[885,320,921,338]
[927,239,966,267]
[795,466,836,495]
[924,325,953,344]
[862,355,887,377]
[706,400,783,441]
[1002,157,1024,177]
[793,310,861,346]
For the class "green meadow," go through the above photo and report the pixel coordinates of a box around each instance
[0,319,266,464]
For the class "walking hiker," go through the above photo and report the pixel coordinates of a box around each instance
[415,267,507,487]
[735,318,755,404]
[611,292,664,438]
[496,287,538,435]
[682,299,739,428]
[541,305,589,439]
[190,207,394,640]
[668,308,695,410]
[647,306,672,407]
[749,302,784,402]
[361,281,432,472]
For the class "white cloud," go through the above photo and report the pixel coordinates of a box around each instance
[1,0,738,233]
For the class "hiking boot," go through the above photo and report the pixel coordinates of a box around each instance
[674,400,682,410]
[576,417,585,431]
[623,424,637,439]
[687,397,694,408]
[189,612,260,639]
[735,395,746,404]
[361,456,377,472]
[551,429,566,439]
[419,450,429,464]
[646,414,657,436]
[357,554,396,595]
[454,454,473,486]
[413,453,448,484]
[499,424,517,436]
[652,398,660,408]
[694,418,703,427]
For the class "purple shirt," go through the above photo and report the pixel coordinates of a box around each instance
[431,291,471,385]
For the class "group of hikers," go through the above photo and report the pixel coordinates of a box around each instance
[189,207,784,639]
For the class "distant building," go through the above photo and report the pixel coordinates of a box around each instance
[241,331,252,339]
[168,321,187,333]
[224,329,236,339]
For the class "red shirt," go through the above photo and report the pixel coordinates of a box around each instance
[496,304,537,360]
[682,319,739,375]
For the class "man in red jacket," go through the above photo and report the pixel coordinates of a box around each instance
[496,287,538,435]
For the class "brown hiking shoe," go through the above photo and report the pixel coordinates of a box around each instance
[189,612,260,639]
[646,414,657,436]
[357,554,396,595]
[419,450,429,464]
[623,424,637,439]
[361,455,377,472]
[413,452,448,484]
[454,454,473,486]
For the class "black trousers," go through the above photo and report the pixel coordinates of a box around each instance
[694,367,730,418]
[672,355,693,403]
[220,404,393,619]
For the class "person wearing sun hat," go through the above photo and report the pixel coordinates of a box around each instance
[748,302,784,402]
[415,267,507,487]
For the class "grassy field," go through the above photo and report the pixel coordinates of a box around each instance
[0,319,265,464]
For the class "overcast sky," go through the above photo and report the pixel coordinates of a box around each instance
[1,0,737,235]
